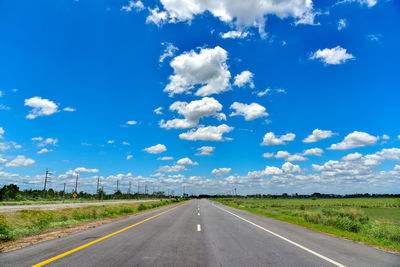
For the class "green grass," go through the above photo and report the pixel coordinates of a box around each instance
[0,198,184,242]
[0,199,158,206]
[214,198,400,252]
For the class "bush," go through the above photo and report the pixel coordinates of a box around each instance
[334,217,361,233]
[0,215,12,241]
[137,204,147,211]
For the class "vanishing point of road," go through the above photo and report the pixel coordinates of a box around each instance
[1,199,399,267]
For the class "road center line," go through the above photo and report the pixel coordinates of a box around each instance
[197,224,201,231]
[198,212,200,216]
[32,203,184,267]
[214,203,345,267]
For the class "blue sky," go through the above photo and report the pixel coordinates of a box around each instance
[0,0,399,195]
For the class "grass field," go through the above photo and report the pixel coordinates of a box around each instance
[215,198,400,252]
[0,199,157,206]
[0,199,183,243]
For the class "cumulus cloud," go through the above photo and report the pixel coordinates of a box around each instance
[275,151,307,162]
[233,71,255,88]
[149,0,316,37]
[74,167,100,173]
[156,164,188,172]
[36,137,58,147]
[261,132,295,146]
[329,131,378,150]
[63,107,76,112]
[337,18,347,30]
[177,157,198,165]
[143,144,167,154]
[196,146,215,156]
[5,155,35,167]
[212,167,231,177]
[262,152,274,158]
[248,162,300,177]
[154,107,163,115]
[256,88,271,97]
[382,134,390,140]
[342,152,363,161]
[126,120,137,125]
[146,7,168,26]
[310,46,354,65]
[24,97,59,119]
[0,127,4,139]
[220,31,250,39]
[230,102,268,121]
[158,156,174,160]
[302,148,324,156]
[126,155,133,160]
[37,148,53,154]
[160,42,179,63]
[179,124,234,141]
[107,140,115,144]
[303,129,335,143]
[121,0,145,12]
[159,97,225,129]
[164,46,231,97]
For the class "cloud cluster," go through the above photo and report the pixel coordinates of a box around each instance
[196,146,215,156]
[179,124,234,141]
[177,157,198,165]
[261,132,295,146]
[211,167,231,177]
[164,46,231,97]
[310,46,354,65]
[5,155,35,167]
[143,144,167,154]
[230,102,268,121]
[303,129,335,143]
[24,97,59,119]
[74,167,100,173]
[329,131,378,150]
[159,97,225,129]
[233,71,254,88]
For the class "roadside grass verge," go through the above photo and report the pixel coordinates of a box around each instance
[0,198,184,243]
[0,199,158,206]
[214,198,400,252]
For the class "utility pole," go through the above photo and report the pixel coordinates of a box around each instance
[75,174,79,193]
[101,186,104,201]
[145,184,148,196]
[96,176,100,195]
[42,169,51,198]
[116,180,119,192]
[128,181,131,199]
[183,185,185,196]
[62,183,66,203]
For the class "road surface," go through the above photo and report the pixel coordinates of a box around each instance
[1,199,399,266]
[0,200,156,213]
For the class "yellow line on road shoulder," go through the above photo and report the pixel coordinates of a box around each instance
[32,203,184,267]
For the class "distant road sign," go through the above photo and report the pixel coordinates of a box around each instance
[73,193,77,198]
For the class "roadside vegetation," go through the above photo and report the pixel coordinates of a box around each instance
[0,198,184,244]
[215,198,400,252]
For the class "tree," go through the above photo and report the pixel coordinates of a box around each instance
[0,184,20,201]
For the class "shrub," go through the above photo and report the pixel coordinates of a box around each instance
[0,215,12,241]
[137,204,147,211]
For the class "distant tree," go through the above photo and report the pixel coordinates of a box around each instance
[0,184,20,200]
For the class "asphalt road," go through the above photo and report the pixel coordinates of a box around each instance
[0,200,156,213]
[1,199,399,267]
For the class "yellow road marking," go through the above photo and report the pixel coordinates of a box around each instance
[32,203,184,267]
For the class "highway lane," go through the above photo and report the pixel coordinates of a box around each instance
[1,199,399,266]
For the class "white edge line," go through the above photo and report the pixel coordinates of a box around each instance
[214,204,346,267]
[197,224,201,231]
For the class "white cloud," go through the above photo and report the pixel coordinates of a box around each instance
[160,97,225,129]
[303,129,335,143]
[152,0,315,37]
[342,152,363,161]
[158,156,174,160]
[276,88,286,94]
[233,71,254,88]
[398,135,400,140]
[262,152,274,158]
[337,18,347,30]
[196,146,215,156]
[154,107,163,115]
[302,148,324,156]
[121,0,145,12]
[63,107,76,112]
[156,164,188,172]
[335,0,377,8]
[126,120,137,125]
[310,46,354,65]
[220,31,249,39]
[230,102,268,121]
[32,137,43,141]
[179,124,234,141]
[160,42,179,63]
[5,155,35,167]
[143,144,167,154]
[329,131,378,150]
[367,34,381,42]
[107,140,115,144]
[146,7,168,26]
[212,167,231,177]
[24,96,59,119]
[0,156,6,164]
[164,46,231,97]
[177,157,198,165]
[256,88,271,97]
[37,148,53,154]
[382,134,390,140]
[74,167,100,173]
[127,155,133,160]
[0,142,21,151]
[122,141,131,146]
[275,151,291,159]
[275,151,307,162]
[38,138,58,147]
[282,162,301,173]
[248,162,300,177]
[0,127,4,139]
[261,132,295,146]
